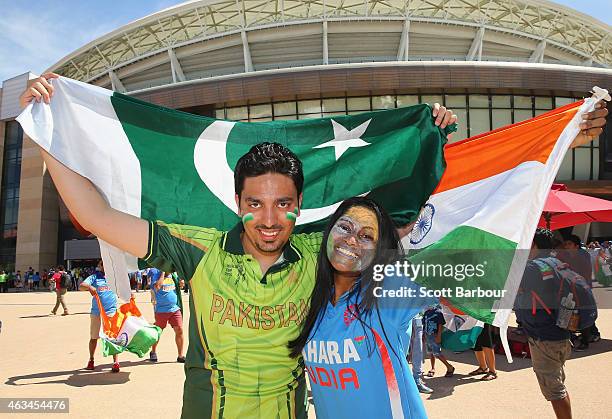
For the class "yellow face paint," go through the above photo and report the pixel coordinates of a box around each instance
[345,206,379,242]
[326,206,379,273]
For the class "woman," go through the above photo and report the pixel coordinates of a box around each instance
[289,196,434,419]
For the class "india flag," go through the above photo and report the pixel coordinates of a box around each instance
[95,295,162,357]
[440,302,484,352]
[17,76,450,300]
[405,89,608,360]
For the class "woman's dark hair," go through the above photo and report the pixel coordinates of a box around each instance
[234,142,304,198]
[288,196,403,358]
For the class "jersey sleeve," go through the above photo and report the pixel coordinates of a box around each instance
[82,275,95,287]
[376,271,437,331]
[143,221,221,282]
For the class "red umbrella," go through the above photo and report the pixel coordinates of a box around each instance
[538,184,612,230]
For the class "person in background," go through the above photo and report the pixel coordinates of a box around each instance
[0,271,8,293]
[141,269,149,291]
[409,313,433,393]
[79,259,120,372]
[7,270,15,289]
[560,235,600,351]
[149,269,185,363]
[27,268,34,291]
[469,324,497,381]
[32,272,41,290]
[134,270,142,292]
[15,270,23,291]
[42,269,49,289]
[515,228,573,419]
[423,304,455,378]
[51,266,69,315]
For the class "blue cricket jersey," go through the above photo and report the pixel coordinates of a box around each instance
[303,274,434,419]
[83,271,117,316]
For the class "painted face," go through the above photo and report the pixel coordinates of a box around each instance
[237,173,301,255]
[326,206,379,274]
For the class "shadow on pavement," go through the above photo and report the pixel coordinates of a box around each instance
[419,338,611,400]
[443,350,533,373]
[19,312,90,318]
[5,360,173,387]
[422,373,485,400]
[568,338,612,360]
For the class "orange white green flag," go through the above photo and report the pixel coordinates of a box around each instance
[94,295,162,357]
[405,88,609,361]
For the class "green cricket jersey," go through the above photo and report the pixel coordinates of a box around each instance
[144,221,322,419]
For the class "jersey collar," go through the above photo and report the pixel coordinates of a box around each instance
[222,222,302,263]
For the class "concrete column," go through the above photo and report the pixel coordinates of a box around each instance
[15,135,59,273]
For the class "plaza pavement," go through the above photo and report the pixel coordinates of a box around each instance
[1,286,611,418]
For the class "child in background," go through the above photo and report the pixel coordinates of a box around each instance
[423,304,455,377]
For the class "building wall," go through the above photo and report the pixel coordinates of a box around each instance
[134,63,612,110]
[0,121,5,202]
[14,135,59,273]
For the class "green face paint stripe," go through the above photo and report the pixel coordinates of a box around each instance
[286,207,299,221]
[242,213,254,223]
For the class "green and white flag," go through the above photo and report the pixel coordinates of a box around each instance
[17,77,451,300]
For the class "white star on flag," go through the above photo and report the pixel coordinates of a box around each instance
[314,119,372,160]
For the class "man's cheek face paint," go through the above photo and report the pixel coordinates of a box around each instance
[242,213,254,225]
[286,208,299,222]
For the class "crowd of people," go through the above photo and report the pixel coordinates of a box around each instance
[0,265,99,293]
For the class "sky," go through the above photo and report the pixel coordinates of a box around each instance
[0,0,610,82]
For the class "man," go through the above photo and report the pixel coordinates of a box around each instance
[51,266,69,316]
[561,234,600,350]
[515,228,572,419]
[7,270,15,289]
[79,260,120,372]
[26,267,34,291]
[141,269,149,291]
[15,270,22,291]
[563,235,592,283]
[409,313,433,393]
[71,268,79,291]
[32,271,41,290]
[134,270,142,292]
[149,269,184,363]
[0,271,7,293]
[42,269,49,289]
[20,73,605,419]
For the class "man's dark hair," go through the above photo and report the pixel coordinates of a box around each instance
[533,228,553,250]
[234,142,304,197]
[565,234,581,247]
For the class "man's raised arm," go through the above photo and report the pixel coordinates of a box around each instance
[22,74,149,258]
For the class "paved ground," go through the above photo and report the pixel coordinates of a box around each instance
[1,287,611,418]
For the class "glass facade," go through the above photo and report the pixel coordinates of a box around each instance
[0,121,23,269]
[216,92,600,181]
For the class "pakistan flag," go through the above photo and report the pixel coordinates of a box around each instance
[17,76,452,299]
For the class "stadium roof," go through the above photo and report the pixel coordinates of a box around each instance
[48,0,612,93]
